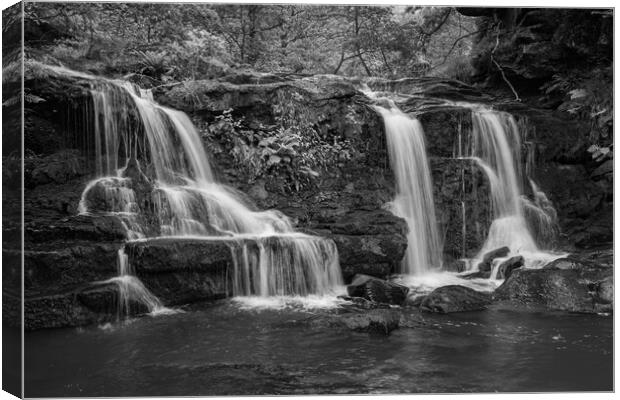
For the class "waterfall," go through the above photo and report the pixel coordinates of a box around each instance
[47,63,342,315]
[373,103,443,275]
[464,109,563,273]
[101,247,170,317]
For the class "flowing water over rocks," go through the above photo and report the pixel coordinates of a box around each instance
[373,103,443,275]
[65,64,344,313]
[8,62,612,337]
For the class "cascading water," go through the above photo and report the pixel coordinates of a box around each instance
[462,108,564,275]
[47,63,343,316]
[372,101,443,275]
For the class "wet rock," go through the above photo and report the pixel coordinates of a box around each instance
[331,234,407,281]
[19,241,121,296]
[126,238,233,273]
[417,285,492,313]
[593,276,613,305]
[461,271,491,280]
[340,309,400,335]
[315,210,408,236]
[23,284,121,330]
[346,274,409,306]
[444,258,468,273]
[22,215,129,243]
[496,255,524,280]
[340,263,392,281]
[477,246,510,272]
[494,260,612,313]
[431,158,492,260]
[545,257,600,270]
[26,150,88,187]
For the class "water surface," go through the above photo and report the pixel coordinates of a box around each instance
[25,301,613,396]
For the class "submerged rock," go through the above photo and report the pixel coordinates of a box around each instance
[340,309,400,335]
[417,285,492,313]
[346,274,409,306]
[477,246,510,272]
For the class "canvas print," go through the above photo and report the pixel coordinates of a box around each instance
[2,2,614,397]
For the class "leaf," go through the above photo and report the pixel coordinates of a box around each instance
[299,166,319,177]
[569,89,588,100]
[267,155,282,166]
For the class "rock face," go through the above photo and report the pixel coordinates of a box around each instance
[8,62,612,329]
[416,285,492,313]
[346,274,409,306]
[494,258,613,313]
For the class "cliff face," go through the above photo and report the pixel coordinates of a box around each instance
[4,64,612,329]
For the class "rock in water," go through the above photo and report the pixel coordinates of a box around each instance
[418,285,492,313]
[341,309,400,335]
[494,260,612,313]
[346,274,409,305]
[477,246,510,272]
[461,271,491,280]
[496,255,524,279]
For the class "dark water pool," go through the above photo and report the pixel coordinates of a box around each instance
[25,301,613,396]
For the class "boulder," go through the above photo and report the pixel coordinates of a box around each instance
[494,259,612,313]
[346,274,409,306]
[331,233,407,281]
[496,255,524,279]
[477,246,510,272]
[340,309,400,335]
[417,285,492,313]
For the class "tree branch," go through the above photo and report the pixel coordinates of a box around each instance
[490,29,521,101]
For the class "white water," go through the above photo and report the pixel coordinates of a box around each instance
[44,62,343,315]
[100,247,174,317]
[464,109,565,273]
[373,103,443,275]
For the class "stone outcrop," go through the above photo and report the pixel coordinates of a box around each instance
[494,258,613,313]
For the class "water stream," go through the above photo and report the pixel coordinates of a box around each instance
[47,63,343,315]
[24,302,613,396]
[462,109,565,274]
[373,103,443,275]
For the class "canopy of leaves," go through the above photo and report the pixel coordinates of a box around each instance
[22,3,478,81]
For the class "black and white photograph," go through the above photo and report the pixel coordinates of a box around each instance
[1,1,615,397]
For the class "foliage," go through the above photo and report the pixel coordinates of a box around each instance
[22,3,477,80]
[201,100,354,193]
[541,67,613,145]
